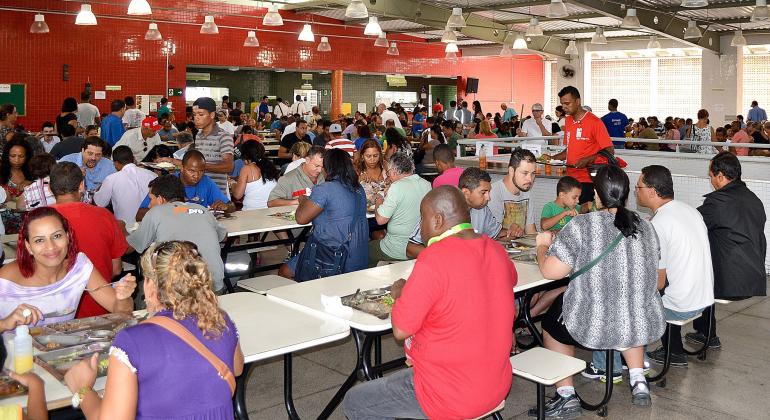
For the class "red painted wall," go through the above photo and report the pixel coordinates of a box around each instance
[0,0,544,128]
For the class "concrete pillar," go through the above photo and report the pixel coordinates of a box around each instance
[331,70,343,118]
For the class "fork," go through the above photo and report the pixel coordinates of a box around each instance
[85,281,121,293]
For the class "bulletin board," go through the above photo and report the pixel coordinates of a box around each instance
[0,84,26,116]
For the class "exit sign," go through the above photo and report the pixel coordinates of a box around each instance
[167,88,183,96]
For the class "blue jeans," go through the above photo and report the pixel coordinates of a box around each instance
[343,368,427,420]
[591,307,704,373]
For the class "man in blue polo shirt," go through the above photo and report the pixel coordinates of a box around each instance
[59,136,116,192]
[101,99,126,146]
[134,149,235,221]
[600,98,629,149]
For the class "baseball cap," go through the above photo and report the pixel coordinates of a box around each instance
[192,97,217,113]
[329,123,343,133]
[531,103,544,111]
[141,116,162,131]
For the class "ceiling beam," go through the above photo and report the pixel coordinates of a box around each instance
[659,0,756,13]
[500,12,606,25]
[566,0,721,53]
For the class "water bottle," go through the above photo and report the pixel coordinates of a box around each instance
[479,144,487,171]
[13,325,33,374]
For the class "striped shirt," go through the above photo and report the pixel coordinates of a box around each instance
[325,137,356,156]
[194,124,234,196]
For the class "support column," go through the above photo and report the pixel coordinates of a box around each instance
[331,70,343,119]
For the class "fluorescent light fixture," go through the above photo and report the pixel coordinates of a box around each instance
[526,17,543,37]
[591,27,607,44]
[547,0,569,18]
[263,4,284,26]
[75,4,97,25]
[345,0,368,19]
[200,15,218,34]
[387,42,399,55]
[731,29,747,46]
[441,25,457,43]
[681,0,708,7]
[447,8,466,28]
[30,14,49,33]
[298,24,315,42]
[752,0,769,21]
[127,0,152,15]
[512,33,528,49]
[374,31,389,47]
[144,22,162,40]
[621,8,640,29]
[647,35,661,49]
[243,30,260,47]
[364,16,382,36]
[317,36,331,51]
[565,40,579,55]
[684,20,702,39]
[445,42,459,53]
[499,43,513,57]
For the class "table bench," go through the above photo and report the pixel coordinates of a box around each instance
[237,275,296,294]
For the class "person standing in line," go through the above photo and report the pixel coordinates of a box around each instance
[77,92,101,129]
[747,100,767,122]
[600,99,629,149]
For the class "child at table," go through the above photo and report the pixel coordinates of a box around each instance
[0,325,48,420]
[540,176,581,232]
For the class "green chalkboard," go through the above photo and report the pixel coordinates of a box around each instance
[0,84,26,116]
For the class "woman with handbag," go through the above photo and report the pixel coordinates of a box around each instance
[279,148,369,281]
[64,241,244,420]
[533,165,665,418]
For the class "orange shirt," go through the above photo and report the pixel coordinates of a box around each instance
[564,112,613,183]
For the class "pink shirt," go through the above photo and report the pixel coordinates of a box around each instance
[732,130,752,156]
[432,166,464,188]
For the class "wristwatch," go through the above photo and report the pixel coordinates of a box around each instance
[71,386,93,409]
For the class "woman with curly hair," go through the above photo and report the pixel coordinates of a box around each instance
[1,135,34,233]
[65,240,244,419]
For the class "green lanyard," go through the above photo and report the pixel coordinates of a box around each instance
[426,223,474,247]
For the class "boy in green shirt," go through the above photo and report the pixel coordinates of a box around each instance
[540,176,582,232]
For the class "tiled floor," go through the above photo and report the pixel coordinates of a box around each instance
[234,251,770,420]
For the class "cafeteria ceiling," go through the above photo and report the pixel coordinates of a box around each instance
[265,0,770,56]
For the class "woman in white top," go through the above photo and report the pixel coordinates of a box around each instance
[232,141,279,210]
[686,109,718,155]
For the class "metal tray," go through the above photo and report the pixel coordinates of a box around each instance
[341,286,394,320]
[0,373,27,399]
[35,342,111,382]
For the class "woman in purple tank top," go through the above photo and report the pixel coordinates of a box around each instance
[64,241,244,419]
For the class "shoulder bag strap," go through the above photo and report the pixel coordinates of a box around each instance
[142,316,236,395]
[569,232,624,280]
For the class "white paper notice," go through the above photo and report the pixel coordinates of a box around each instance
[94,91,106,100]
[0,84,10,93]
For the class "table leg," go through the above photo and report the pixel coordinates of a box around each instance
[537,383,545,420]
[234,362,254,420]
[284,354,301,420]
[374,335,382,376]
[317,331,366,420]
[522,291,544,347]
[221,236,237,294]
[290,227,311,257]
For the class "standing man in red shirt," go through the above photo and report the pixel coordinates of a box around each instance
[343,186,517,420]
[542,86,614,212]
[50,162,129,318]
[432,98,444,116]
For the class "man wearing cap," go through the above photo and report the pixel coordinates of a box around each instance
[114,116,162,162]
[191,97,235,196]
[517,103,552,143]
[325,124,355,156]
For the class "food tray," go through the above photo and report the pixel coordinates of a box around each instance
[0,373,27,399]
[43,313,132,334]
[35,313,136,349]
[35,341,111,382]
[270,211,296,222]
[341,286,395,320]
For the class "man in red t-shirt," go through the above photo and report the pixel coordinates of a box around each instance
[543,86,613,212]
[50,162,129,318]
[343,186,517,420]
[432,98,444,116]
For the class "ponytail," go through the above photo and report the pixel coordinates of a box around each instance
[594,165,640,237]
[255,157,279,183]
[613,206,641,238]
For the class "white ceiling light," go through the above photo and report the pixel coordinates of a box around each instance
[731,29,747,46]
[512,33,528,49]
[298,24,315,42]
[317,36,331,51]
[441,25,458,43]
[75,4,97,25]
[144,22,162,40]
[752,0,769,21]
[565,39,579,55]
[364,16,382,36]
[127,0,152,15]
[345,0,368,19]
[547,0,569,18]
[526,17,543,37]
[684,20,702,39]
[621,8,640,29]
[445,42,459,53]
[30,14,49,33]
[263,4,284,26]
[387,42,400,55]
[591,27,607,44]
[681,0,708,7]
[243,30,260,47]
[499,43,513,56]
[374,31,389,47]
[647,35,662,49]
[200,15,218,34]
[446,51,458,59]
[447,8,466,28]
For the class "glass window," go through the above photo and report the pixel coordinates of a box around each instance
[590,59,651,119]
[657,57,702,119]
[742,54,770,116]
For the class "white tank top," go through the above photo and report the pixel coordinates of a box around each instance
[243,178,277,210]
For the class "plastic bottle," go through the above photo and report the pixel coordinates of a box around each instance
[13,325,33,374]
[479,144,487,171]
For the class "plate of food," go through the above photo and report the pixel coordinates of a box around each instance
[33,334,91,351]
[270,211,297,222]
[342,286,395,319]
[36,342,112,381]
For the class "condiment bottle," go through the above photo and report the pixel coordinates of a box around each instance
[479,145,487,171]
[13,325,33,374]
